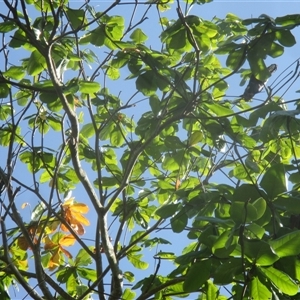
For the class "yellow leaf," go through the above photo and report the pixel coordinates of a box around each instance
[59,235,76,247]
[21,202,29,209]
[48,249,60,270]
[44,236,57,250]
[71,211,90,226]
[70,202,89,213]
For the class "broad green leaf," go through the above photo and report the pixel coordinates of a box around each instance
[230,201,258,223]
[3,66,25,80]
[106,66,120,80]
[123,271,135,283]
[194,216,234,228]
[27,50,46,75]
[252,198,267,220]
[276,30,296,47]
[226,45,246,70]
[270,231,300,258]
[155,203,179,218]
[243,239,279,266]
[246,223,265,239]
[0,105,11,120]
[66,8,87,29]
[157,180,174,190]
[183,259,211,292]
[269,42,284,58]
[9,29,27,48]
[259,266,298,296]
[130,28,148,43]
[78,81,100,94]
[275,14,300,26]
[122,288,136,300]
[80,123,95,138]
[0,21,17,32]
[66,271,77,295]
[250,276,272,300]
[213,258,243,284]
[0,83,10,98]
[212,229,237,258]
[274,195,300,214]
[136,71,157,96]
[77,267,97,281]
[128,253,149,270]
[260,164,287,199]
[149,95,161,116]
[57,267,75,283]
[206,280,218,300]
[75,249,93,266]
[205,103,233,117]
[171,212,188,233]
[110,127,125,146]
[189,131,203,146]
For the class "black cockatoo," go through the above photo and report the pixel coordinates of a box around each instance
[242,64,277,101]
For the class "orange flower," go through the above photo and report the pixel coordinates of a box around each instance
[61,198,90,235]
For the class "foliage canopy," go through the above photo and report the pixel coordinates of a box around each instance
[1,0,300,299]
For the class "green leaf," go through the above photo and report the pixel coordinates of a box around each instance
[269,42,284,58]
[80,123,95,139]
[77,267,97,281]
[250,276,272,300]
[0,83,10,98]
[274,195,300,214]
[205,102,234,117]
[57,267,75,283]
[110,127,125,146]
[260,164,287,199]
[66,270,77,295]
[171,212,188,233]
[206,280,218,300]
[130,28,148,43]
[123,271,135,283]
[183,259,211,292]
[243,239,279,266]
[75,249,93,266]
[252,198,267,220]
[0,105,11,120]
[275,14,300,26]
[149,95,161,116]
[78,81,101,94]
[212,229,237,258]
[270,231,300,258]
[136,71,157,96]
[276,30,296,47]
[214,258,243,284]
[3,66,25,80]
[106,66,120,80]
[226,45,246,70]
[0,21,17,33]
[122,288,136,300]
[27,50,46,75]
[230,201,258,223]
[9,29,27,48]
[259,266,298,296]
[155,203,179,218]
[128,253,149,270]
[66,8,87,29]
[189,131,203,146]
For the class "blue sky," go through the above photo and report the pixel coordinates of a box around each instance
[1,0,300,299]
